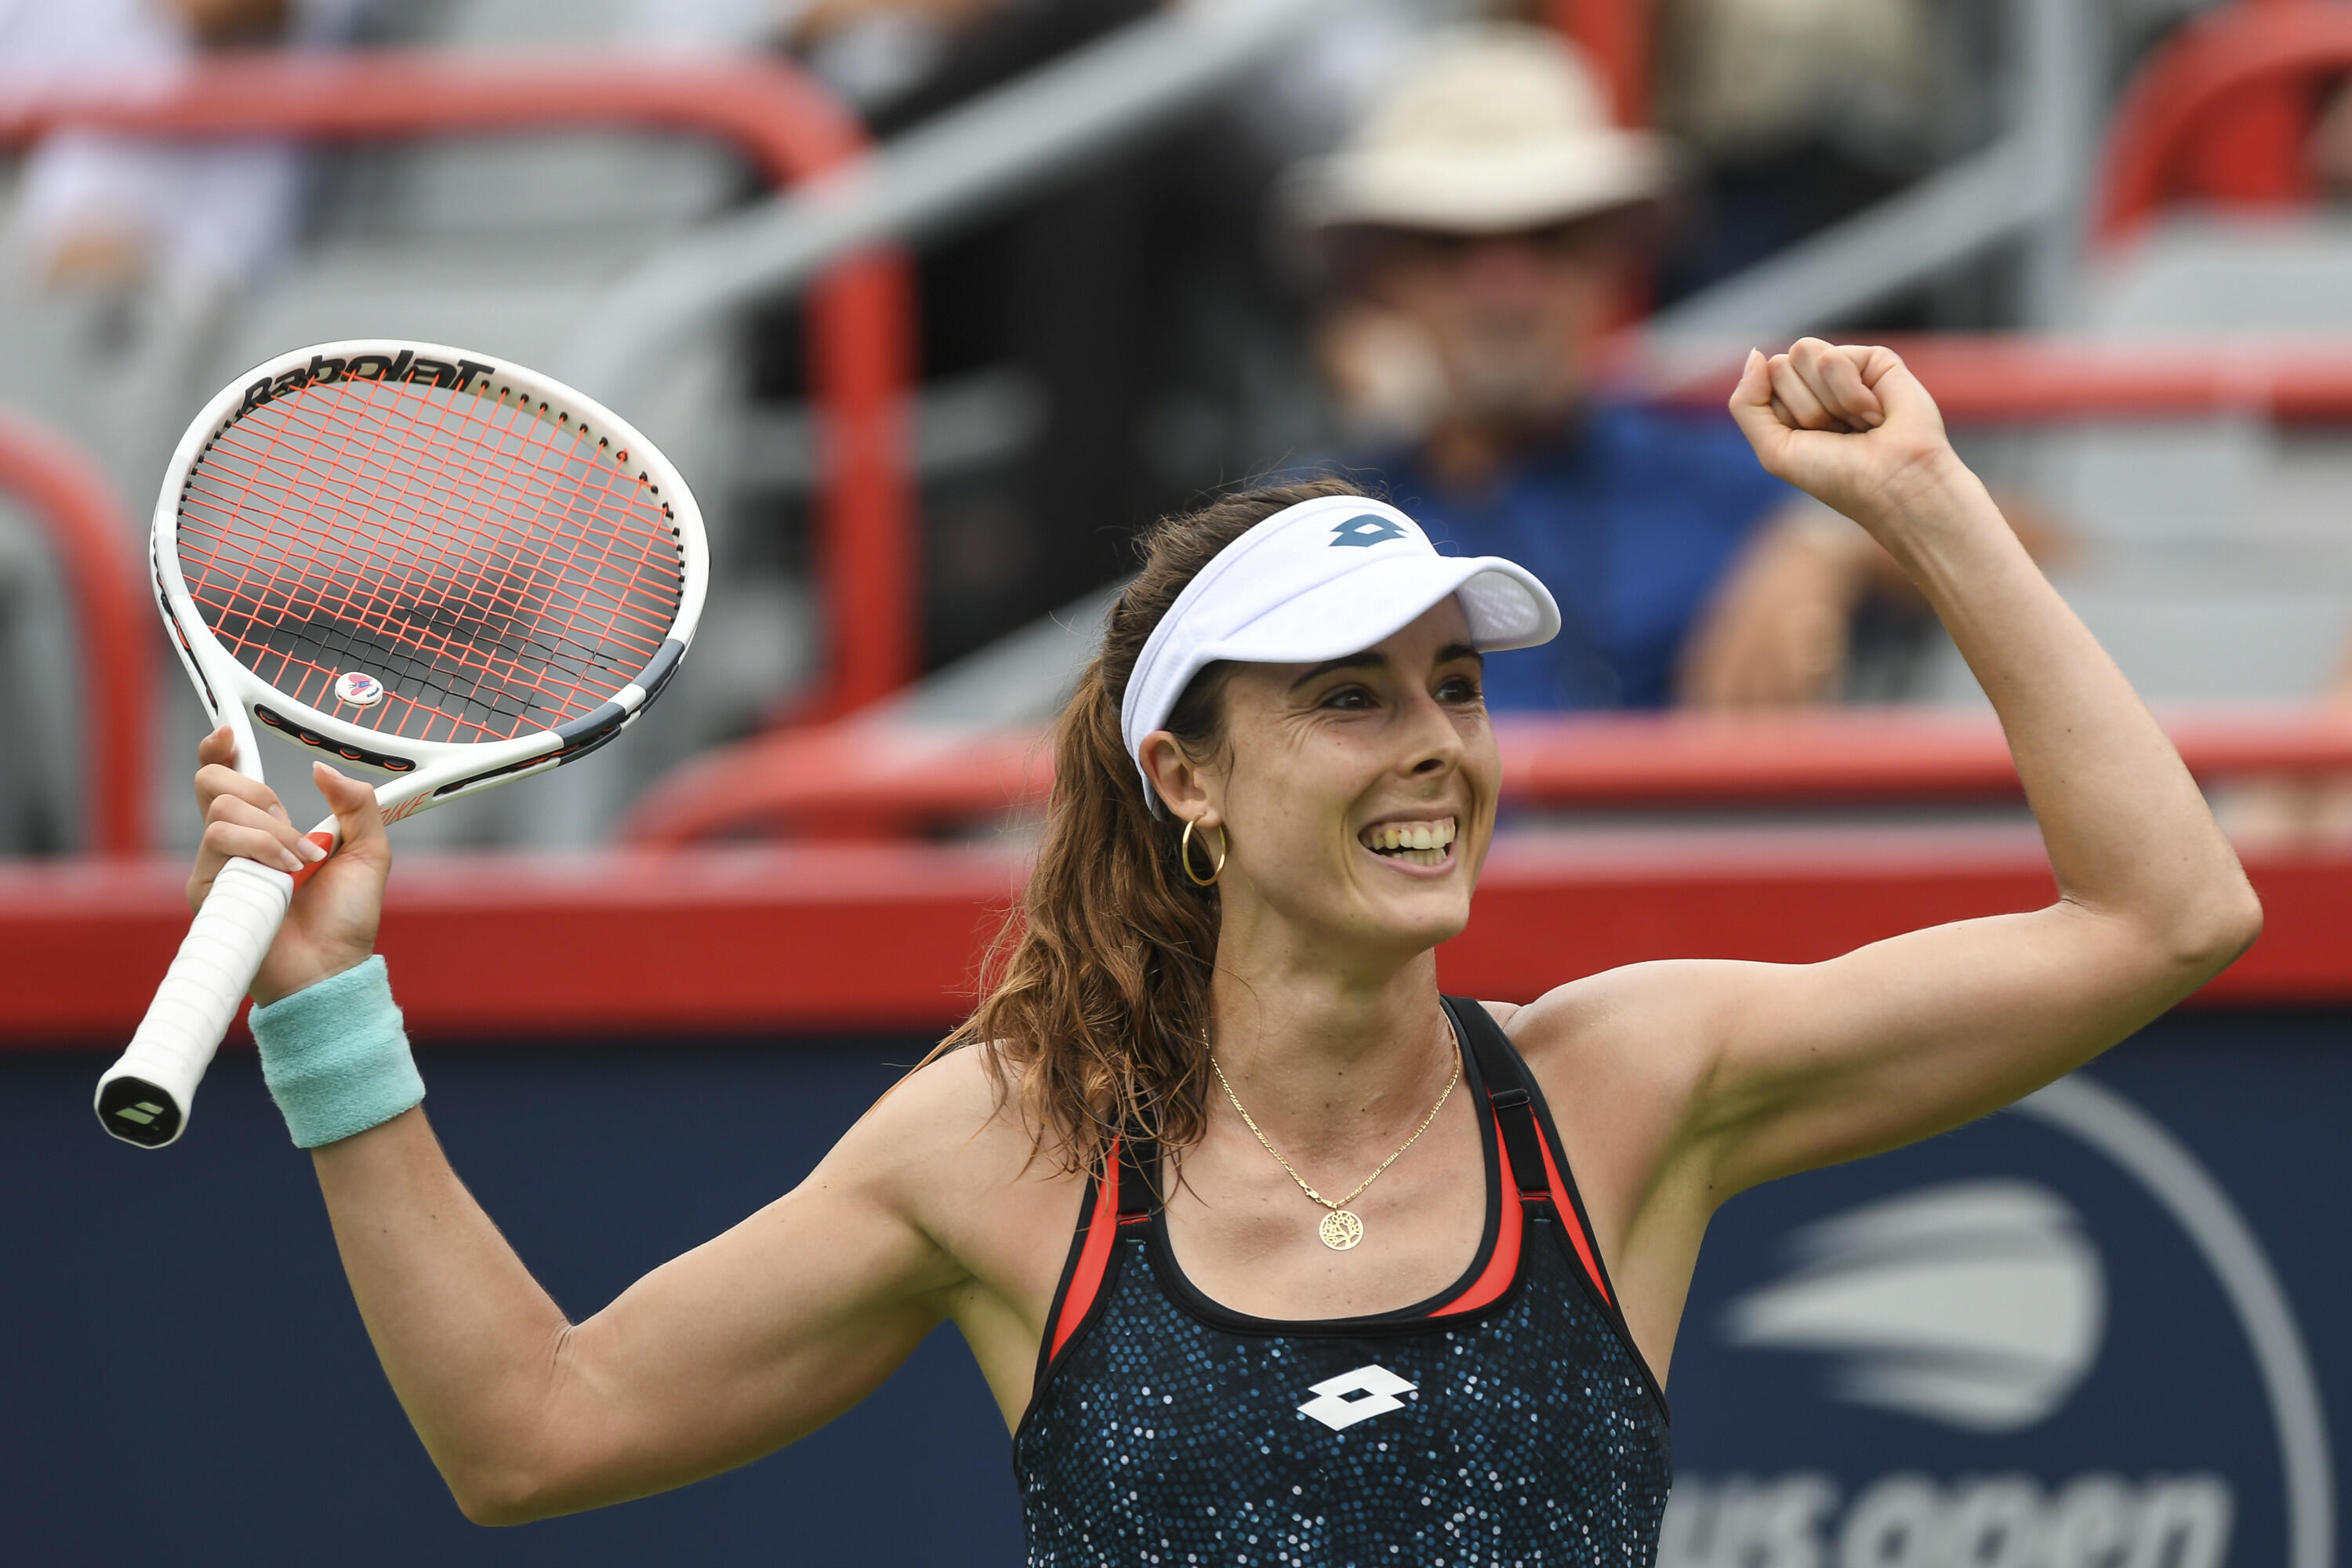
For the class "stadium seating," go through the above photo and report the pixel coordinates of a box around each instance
[0,0,917,855]
[9,0,2352,858]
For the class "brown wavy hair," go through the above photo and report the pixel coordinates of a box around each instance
[933,476,1372,1174]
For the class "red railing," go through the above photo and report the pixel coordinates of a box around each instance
[0,415,151,857]
[619,705,2352,846]
[9,833,2352,1043]
[2095,0,2352,244]
[0,51,920,720]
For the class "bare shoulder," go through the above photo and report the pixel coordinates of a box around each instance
[821,1044,1089,1274]
[826,1045,1054,1193]
[843,1042,1018,1145]
[1482,960,1766,1181]
[1494,960,1743,1088]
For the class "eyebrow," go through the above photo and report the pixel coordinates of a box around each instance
[1287,643,1485,692]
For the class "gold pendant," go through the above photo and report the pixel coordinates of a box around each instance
[1319,1208,1364,1250]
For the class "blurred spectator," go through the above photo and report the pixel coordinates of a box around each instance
[1651,0,1936,300]
[1291,24,1905,710]
[748,0,1309,668]
[2307,77,2352,200]
[0,0,364,300]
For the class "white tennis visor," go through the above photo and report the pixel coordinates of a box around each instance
[1120,494,1561,804]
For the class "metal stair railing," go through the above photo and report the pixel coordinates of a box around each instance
[563,0,1347,400]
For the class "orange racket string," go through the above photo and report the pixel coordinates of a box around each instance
[178,375,682,746]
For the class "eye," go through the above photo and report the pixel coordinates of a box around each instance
[1319,684,1376,711]
[1436,673,1483,704]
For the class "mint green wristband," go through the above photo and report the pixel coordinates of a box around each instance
[249,956,425,1149]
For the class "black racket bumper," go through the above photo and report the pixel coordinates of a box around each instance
[97,1079,183,1148]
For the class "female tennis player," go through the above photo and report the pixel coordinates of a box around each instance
[187,341,2259,1562]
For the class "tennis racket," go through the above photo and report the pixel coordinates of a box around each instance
[96,340,708,1149]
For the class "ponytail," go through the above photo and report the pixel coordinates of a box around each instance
[934,477,1370,1173]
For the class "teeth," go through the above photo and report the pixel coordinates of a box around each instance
[1363,817,1457,856]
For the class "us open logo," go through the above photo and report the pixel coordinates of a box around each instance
[1659,1075,2329,1568]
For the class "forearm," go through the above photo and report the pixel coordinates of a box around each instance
[1870,455,2257,959]
[308,1089,979,1525]
[311,1109,574,1520]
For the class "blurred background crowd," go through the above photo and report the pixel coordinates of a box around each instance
[5,0,2352,854]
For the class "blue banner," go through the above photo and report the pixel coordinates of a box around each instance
[1664,1012,2347,1568]
[3,1010,2343,1563]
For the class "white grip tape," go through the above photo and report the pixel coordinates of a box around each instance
[101,855,295,1127]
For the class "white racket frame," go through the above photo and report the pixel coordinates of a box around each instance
[97,339,709,1149]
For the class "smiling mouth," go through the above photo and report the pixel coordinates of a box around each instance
[1360,815,1457,867]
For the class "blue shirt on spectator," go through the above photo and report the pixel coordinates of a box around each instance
[1371,402,1796,710]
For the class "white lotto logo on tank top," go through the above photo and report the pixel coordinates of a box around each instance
[1298,1364,1417,1431]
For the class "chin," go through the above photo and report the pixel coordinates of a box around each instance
[1363,895,1473,956]
[1456,362,1575,426]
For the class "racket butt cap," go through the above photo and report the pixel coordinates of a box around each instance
[95,1076,186,1149]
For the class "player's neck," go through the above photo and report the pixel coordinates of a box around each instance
[1204,952,1453,1158]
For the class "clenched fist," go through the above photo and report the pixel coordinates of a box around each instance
[1728,339,1965,536]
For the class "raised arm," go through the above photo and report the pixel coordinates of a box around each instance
[1508,343,2261,1363]
[183,731,1036,1524]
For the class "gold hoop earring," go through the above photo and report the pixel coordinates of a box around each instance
[1180,818,1227,887]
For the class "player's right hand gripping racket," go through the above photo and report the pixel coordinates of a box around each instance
[96,340,708,1148]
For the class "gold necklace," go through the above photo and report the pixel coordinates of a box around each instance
[1209,1037,1461,1252]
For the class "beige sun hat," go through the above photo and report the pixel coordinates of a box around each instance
[1287,24,1671,234]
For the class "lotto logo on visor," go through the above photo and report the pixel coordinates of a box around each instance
[1119,494,1562,810]
[1330,514,1407,547]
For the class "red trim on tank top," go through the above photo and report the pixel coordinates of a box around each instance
[1534,1123,1612,1306]
[1048,1138,1123,1362]
[1432,1112,1524,1316]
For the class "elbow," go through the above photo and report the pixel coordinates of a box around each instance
[451,1475,543,1529]
[2165,879,2264,982]
[446,1330,594,1526]
[448,1461,572,1529]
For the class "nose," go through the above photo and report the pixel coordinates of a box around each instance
[1456,236,1552,298]
[1399,686,1465,777]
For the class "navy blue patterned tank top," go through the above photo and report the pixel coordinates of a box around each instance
[1014,998,1671,1566]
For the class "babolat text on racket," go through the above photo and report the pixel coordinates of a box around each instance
[96,340,707,1148]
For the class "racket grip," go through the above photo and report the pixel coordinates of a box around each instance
[96,855,295,1149]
